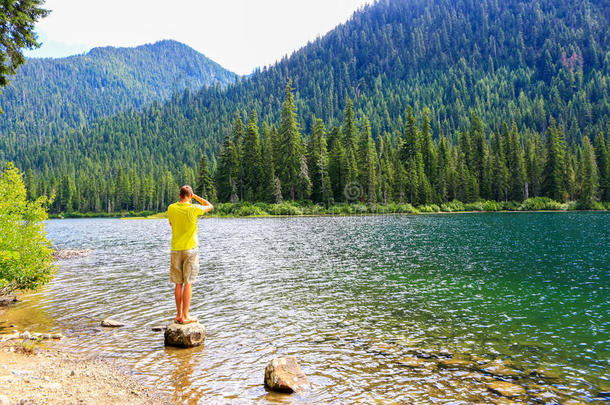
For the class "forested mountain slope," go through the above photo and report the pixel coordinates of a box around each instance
[0,39,238,140]
[2,0,609,212]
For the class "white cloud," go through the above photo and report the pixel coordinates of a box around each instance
[27,0,375,75]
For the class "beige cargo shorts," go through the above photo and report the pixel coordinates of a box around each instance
[170,248,199,284]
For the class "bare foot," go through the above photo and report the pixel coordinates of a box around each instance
[179,316,198,324]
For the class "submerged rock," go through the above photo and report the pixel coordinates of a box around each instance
[264,356,310,394]
[164,321,205,348]
[487,381,526,397]
[151,325,166,332]
[101,318,125,327]
[398,357,426,368]
[53,249,92,260]
[438,359,474,370]
[482,362,521,378]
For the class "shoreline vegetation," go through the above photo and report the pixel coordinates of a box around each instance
[46,197,610,219]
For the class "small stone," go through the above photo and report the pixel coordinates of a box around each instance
[9,324,16,327]
[164,321,205,348]
[264,356,310,394]
[101,318,125,327]
[20,331,31,339]
[40,333,52,340]
[487,381,526,397]
[51,333,63,339]
[70,370,75,376]
[151,326,166,332]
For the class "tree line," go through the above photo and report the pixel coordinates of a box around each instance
[205,83,608,209]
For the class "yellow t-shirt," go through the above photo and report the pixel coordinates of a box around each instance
[167,202,207,251]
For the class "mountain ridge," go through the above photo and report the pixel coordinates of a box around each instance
[0,39,238,140]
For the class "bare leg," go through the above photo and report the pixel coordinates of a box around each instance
[181,284,194,321]
[174,284,183,322]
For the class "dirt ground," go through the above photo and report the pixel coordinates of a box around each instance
[0,340,168,405]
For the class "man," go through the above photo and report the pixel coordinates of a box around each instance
[167,185,213,324]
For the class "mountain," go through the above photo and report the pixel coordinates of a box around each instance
[2,0,609,212]
[0,39,238,140]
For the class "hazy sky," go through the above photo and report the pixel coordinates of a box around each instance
[25,0,375,75]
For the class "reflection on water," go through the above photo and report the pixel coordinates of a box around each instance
[4,213,609,403]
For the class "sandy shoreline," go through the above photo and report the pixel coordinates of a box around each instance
[0,334,168,404]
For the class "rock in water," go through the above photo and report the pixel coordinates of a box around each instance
[487,381,526,397]
[264,356,310,394]
[164,321,205,348]
[101,318,125,327]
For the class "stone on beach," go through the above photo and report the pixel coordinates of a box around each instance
[164,321,205,348]
[264,356,310,394]
[101,318,125,327]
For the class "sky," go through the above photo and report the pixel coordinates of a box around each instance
[24,0,376,75]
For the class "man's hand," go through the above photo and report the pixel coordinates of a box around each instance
[192,194,214,213]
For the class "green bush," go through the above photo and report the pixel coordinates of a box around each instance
[396,203,419,213]
[481,200,503,211]
[463,201,484,211]
[265,202,303,215]
[520,197,562,211]
[417,204,441,212]
[235,205,268,216]
[440,200,465,212]
[0,163,56,295]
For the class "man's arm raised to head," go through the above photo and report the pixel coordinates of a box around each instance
[192,194,214,213]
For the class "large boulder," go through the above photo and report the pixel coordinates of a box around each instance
[164,321,205,348]
[264,356,310,394]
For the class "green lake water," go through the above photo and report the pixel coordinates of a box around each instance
[4,212,609,403]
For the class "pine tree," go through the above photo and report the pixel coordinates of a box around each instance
[508,122,526,201]
[307,118,332,204]
[260,122,276,203]
[327,127,346,202]
[196,154,216,202]
[579,136,599,208]
[276,80,302,200]
[594,133,609,201]
[542,119,567,201]
[358,117,378,205]
[215,132,240,203]
[241,110,263,201]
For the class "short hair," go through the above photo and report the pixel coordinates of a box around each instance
[179,185,193,199]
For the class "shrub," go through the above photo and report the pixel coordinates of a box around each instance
[396,203,419,213]
[235,205,268,217]
[481,200,503,211]
[463,201,484,211]
[327,204,353,215]
[440,200,465,212]
[520,197,562,211]
[417,204,441,212]
[0,163,56,295]
[266,202,303,215]
[352,203,369,214]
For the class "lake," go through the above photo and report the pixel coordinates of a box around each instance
[6,212,609,403]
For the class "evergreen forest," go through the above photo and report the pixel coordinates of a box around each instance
[0,0,609,214]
